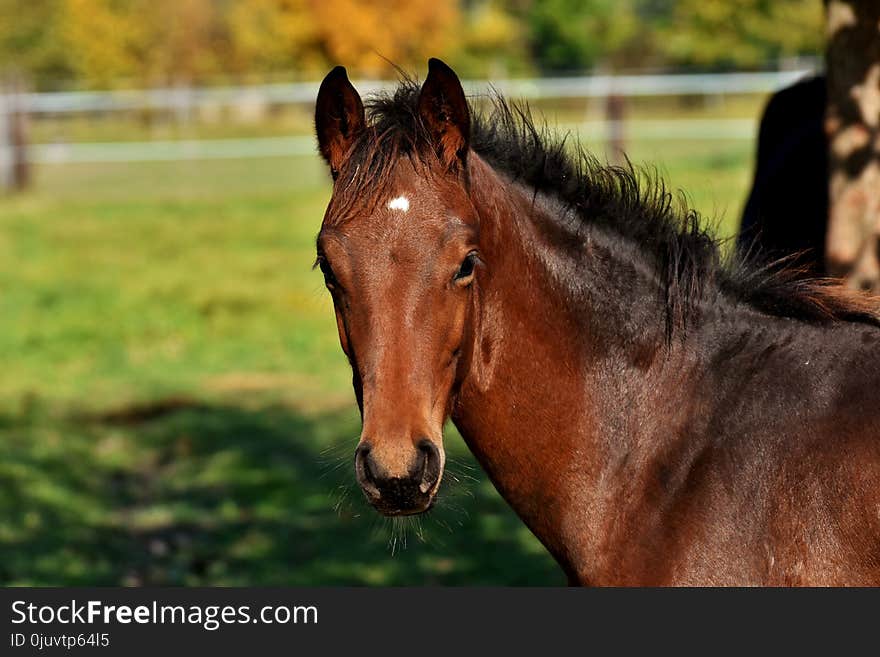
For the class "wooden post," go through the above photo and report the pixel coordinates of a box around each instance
[0,76,30,192]
[605,93,626,166]
[825,0,880,292]
[0,88,10,191]
[11,79,30,191]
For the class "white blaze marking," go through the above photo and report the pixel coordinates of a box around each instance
[387,196,410,212]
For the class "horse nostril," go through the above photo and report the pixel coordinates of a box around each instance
[857,277,877,293]
[416,438,442,494]
[355,443,380,497]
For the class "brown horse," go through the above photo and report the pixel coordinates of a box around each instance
[313,59,880,585]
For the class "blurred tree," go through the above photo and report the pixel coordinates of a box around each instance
[0,0,831,87]
[61,0,140,87]
[662,0,824,68]
[123,0,230,86]
[308,0,460,76]
[227,0,325,77]
[0,0,74,86]
[456,1,531,77]
[62,0,230,87]
[523,0,639,72]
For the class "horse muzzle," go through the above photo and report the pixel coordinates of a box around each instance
[354,438,443,515]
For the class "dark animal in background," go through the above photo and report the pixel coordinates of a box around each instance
[313,59,880,585]
[738,76,829,276]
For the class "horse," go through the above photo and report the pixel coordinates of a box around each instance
[738,75,829,278]
[312,58,880,585]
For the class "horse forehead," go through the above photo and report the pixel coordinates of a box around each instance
[360,213,446,256]
[341,210,448,277]
[380,160,451,213]
[363,189,447,239]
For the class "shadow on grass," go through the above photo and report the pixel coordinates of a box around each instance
[0,400,562,585]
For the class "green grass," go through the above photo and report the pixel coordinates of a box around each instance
[0,127,754,584]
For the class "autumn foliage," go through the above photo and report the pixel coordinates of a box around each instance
[0,0,825,89]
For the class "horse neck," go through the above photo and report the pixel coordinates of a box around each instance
[452,156,699,579]
[451,157,880,582]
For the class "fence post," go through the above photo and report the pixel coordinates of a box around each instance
[0,75,30,192]
[0,86,9,191]
[605,92,626,165]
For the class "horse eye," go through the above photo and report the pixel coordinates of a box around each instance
[318,258,338,288]
[455,253,477,282]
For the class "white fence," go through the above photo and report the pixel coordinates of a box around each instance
[28,119,757,164]
[3,70,815,165]
[17,70,814,114]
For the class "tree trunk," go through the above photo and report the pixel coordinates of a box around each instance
[825,0,880,292]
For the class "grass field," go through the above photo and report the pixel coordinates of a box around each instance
[0,115,756,584]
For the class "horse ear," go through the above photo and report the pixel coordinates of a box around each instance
[418,58,470,169]
[315,66,365,178]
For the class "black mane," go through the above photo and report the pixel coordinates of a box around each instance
[337,78,880,330]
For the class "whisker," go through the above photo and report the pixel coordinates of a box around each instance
[445,456,478,472]
[432,516,455,534]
